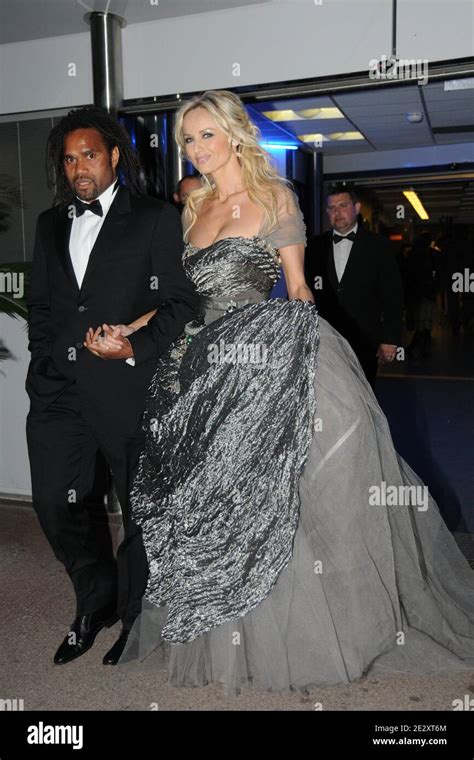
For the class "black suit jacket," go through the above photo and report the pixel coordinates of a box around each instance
[26,185,199,435]
[305,227,403,359]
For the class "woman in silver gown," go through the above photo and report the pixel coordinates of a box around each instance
[98,90,474,693]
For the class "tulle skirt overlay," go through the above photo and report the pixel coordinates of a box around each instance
[121,299,474,692]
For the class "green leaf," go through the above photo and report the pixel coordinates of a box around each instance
[0,262,31,320]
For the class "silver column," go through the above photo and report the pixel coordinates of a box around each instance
[310,151,324,238]
[167,110,188,199]
[84,10,127,512]
[85,11,126,117]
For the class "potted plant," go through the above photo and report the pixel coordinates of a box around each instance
[0,173,30,323]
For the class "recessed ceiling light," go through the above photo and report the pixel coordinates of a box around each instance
[298,131,364,142]
[406,112,424,123]
[298,133,330,143]
[403,190,429,220]
[328,131,365,141]
[297,108,344,120]
[262,107,344,122]
[262,109,300,121]
[444,78,474,91]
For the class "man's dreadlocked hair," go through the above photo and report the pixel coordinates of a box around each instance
[46,107,145,205]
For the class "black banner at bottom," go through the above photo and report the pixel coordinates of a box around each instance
[0,710,472,757]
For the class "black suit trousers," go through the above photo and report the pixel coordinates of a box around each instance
[26,382,148,628]
[352,344,378,390]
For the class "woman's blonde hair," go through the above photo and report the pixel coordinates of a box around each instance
[174,89,291,241]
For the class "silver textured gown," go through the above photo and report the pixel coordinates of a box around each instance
[120,191,474,692]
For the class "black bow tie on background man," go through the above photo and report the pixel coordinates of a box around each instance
[73,196,103,217]
[333,231,356,244]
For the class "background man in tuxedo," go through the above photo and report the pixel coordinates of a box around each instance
[305,184,403,388]
[26,108,198,666]
[172,174,202,214]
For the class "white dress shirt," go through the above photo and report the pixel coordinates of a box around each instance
[69,179,119,288]
[69,179,135,365]
[332,223,358,282]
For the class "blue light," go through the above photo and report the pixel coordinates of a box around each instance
[260,142,299,151]
[120,117,136,147]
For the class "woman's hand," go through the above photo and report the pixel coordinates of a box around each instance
[288,284,315,304]
[108,323,135,338]
[84,324,134,360]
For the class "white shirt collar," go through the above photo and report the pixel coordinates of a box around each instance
[333,222,358,238]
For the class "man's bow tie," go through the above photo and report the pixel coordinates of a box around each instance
[333,231,356,244]
[73,196,103,217]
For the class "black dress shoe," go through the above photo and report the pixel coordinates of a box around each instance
[54,603,119,665]
[102,629,136,665]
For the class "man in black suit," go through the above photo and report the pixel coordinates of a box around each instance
[172,174,202,214]
[26,108,198,666]
[305,184,403,388]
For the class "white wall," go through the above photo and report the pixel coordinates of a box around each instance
[1,0,473,115]
[0,32,93,115]
[123,0,474,100]
[397,0,474,62]
[0,314,31,496]
[122,0,393,99]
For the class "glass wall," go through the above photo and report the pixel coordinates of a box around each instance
[0,117,59,264]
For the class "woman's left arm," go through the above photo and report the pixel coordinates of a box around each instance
[279,243,315,303]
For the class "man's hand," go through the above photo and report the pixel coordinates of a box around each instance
[84,324,134,360]
[377,343,397,364]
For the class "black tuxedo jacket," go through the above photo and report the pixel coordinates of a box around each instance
[305,227,403,357]
[26,185,199,435]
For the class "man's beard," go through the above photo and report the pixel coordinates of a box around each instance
[73,178,99,201]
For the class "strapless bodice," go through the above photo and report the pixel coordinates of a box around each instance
[183,236,281,301]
